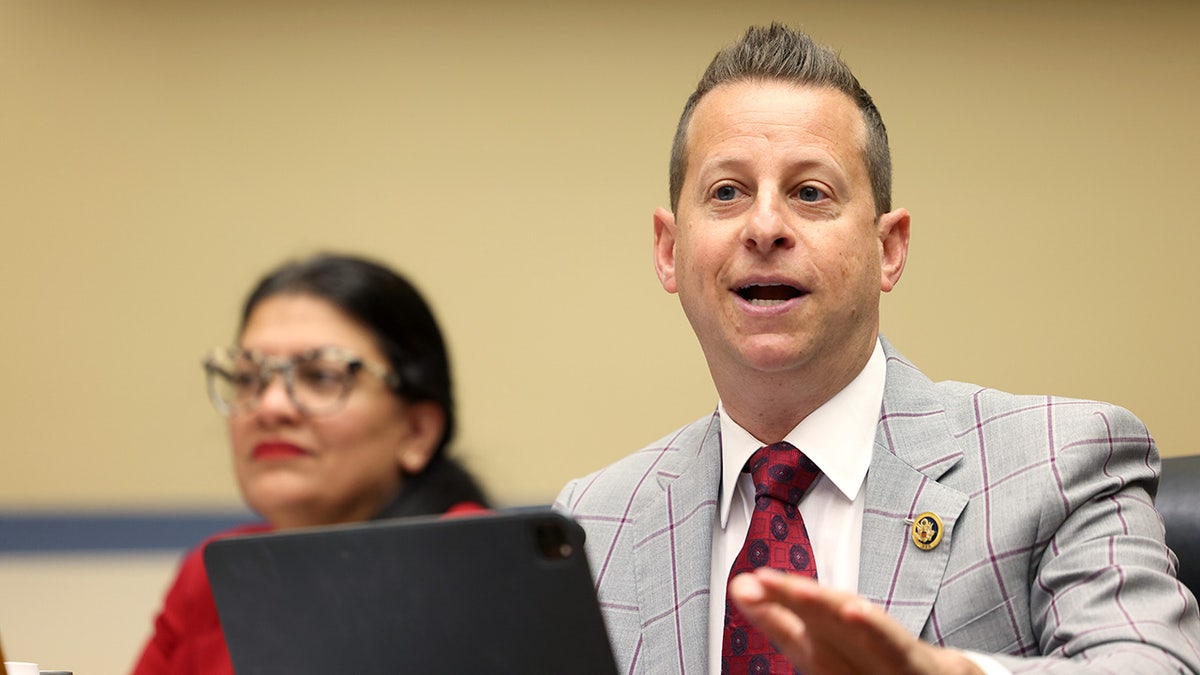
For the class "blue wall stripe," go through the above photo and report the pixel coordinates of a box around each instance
[0,511,258,553]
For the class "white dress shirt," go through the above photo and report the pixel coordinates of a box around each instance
[705,338,1006,675]
[706,339,882,674]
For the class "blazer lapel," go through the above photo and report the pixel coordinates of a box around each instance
[632,412,723,674]
[859,338,969,636]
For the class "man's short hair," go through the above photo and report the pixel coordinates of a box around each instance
[668,23,892,216]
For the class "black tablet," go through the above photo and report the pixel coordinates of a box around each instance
[205,509,617,675]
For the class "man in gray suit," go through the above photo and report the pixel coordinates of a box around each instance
[556,24,1200,674]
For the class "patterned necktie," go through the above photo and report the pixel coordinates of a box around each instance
[722,441,821,675]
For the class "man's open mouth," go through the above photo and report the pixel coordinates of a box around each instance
[736,283,804,307]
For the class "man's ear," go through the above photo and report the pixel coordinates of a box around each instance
[653,207,679,294]
[396,401,445,475]
[878,208,910,293]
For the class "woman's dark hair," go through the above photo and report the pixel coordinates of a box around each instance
[239,252,487,513]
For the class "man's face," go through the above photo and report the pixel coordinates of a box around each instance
[654,80,908,394]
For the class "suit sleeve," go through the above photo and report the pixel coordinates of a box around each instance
[995,405,1200,673]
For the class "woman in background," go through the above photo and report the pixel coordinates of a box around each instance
[132,253,488,675]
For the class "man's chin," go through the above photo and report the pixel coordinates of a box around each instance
[733,336,815,372]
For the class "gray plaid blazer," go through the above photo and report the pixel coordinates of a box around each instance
[556,337,1200,674]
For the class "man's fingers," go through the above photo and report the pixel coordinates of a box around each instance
[728,572,809,645]
[729,569,925,674]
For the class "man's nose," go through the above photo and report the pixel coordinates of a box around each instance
[742,194,795,254]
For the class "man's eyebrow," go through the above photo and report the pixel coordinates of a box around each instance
[696,153,844,178]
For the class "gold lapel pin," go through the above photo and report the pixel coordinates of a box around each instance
[911,512,944,551]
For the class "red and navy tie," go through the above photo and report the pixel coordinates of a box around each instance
[722,441,821,675]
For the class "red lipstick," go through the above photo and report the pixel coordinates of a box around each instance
[252,441,309,460]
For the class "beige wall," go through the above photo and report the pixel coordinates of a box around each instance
[3,1,1197,511]
[2,1,1198,672]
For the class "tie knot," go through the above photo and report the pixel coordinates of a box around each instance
[746,441,820,504]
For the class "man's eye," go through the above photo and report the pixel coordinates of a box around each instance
[714,185,738,201]
[797,185,826,202]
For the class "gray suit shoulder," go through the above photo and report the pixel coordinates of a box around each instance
[556,413,716,513]
[931,379,1153,444]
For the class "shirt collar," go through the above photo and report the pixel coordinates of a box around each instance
[717,338,886,527]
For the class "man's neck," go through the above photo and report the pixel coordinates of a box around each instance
[718,382,830,444]
[713,341,877,445]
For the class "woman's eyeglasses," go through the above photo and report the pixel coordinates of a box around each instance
[202,346,400,416]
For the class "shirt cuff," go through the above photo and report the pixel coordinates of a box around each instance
[961,649,1012,675]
